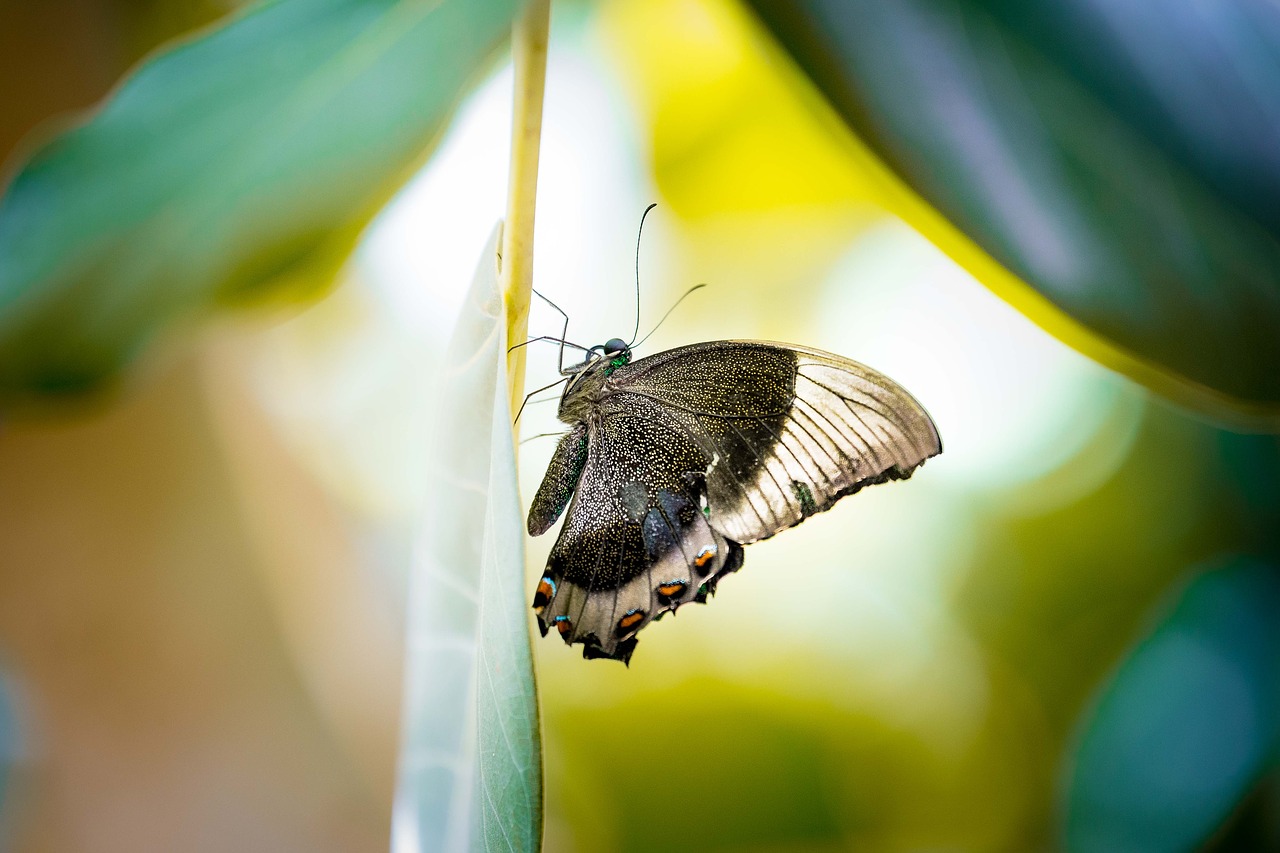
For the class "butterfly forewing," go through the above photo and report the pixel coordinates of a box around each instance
[527,340,940,662]
[612,342,941,544]
[528,423,587,536]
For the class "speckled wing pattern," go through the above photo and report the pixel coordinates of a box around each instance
[528,341,941,663]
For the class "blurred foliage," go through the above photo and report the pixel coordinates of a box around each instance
[0,0,521,409]
[745,0,1280,425]
[0,677,13,827]
[0,0,242,163]
[4,0,1276,425]
[0,350,401,849]
[1064,558,1280,853]
[598,0,886,332]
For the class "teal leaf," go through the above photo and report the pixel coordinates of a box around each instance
[0,0,521,406]
[744,0,1280,423]
[0,671,15,815]
[393,224,542,853]
[1062,558,1280,853]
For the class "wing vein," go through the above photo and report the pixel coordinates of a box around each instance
[779,420,837,494]
[784,410,844,492]
[747,413,828,501]
[802,368,931,463]
[794,395,877,470]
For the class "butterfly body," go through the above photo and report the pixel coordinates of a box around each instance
[529,339,941,663]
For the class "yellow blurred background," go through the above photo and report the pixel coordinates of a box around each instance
[1,0,1276,851]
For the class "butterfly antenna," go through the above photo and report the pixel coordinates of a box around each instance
[628,203,658,347]
[633,283,707,349]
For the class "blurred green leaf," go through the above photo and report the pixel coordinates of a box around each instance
[0,0,521,406]
[0,672,15,815]
[744,0,1280,424]
[552,689,845,853]
[1062,558,1280,853]
[393,224,541,853]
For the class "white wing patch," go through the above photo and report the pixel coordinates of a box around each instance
[536,505,736,662]
[705,352,941,544]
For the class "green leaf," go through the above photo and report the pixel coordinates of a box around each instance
[744,0,1280,425]
[0,673,15,811]
[1062,558,1280,853]
[0,0,521,406]
[393,223,542,853]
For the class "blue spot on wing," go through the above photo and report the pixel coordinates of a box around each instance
[641,508,679,560]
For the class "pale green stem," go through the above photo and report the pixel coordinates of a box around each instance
[502,0,551,431]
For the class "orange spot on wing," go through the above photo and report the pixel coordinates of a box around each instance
[619,610,645,631]
[533,577,556,611]
[657,581,687,598]
[556,618,573,638]
[693,545,717,568]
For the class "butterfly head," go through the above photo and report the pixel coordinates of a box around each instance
[577,337,632,378]
[600,337,632,368]
[557,337,634,417]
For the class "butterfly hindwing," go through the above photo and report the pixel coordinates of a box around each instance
[532,404,740,663]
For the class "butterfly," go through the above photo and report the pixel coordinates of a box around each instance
[526,332,941,664]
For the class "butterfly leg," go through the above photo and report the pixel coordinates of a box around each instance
[513,375,568,424]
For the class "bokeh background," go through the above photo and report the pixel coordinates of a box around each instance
[2,0,1278,851]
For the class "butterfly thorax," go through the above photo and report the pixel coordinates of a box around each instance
[557,338,632,423]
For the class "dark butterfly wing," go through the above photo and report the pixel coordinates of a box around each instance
[530,397,742,663]
[608,340,941,544]
[528,423,587,537]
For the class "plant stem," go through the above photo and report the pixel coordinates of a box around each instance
[502,0,551,431]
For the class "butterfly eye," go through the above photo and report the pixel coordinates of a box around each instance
[603,337,628,356]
